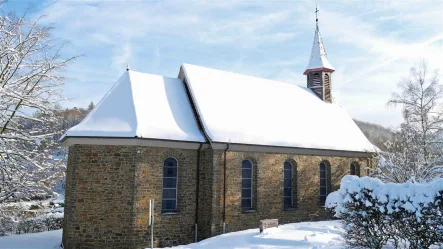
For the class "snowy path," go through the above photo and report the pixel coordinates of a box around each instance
[171,220,345,249]
[0,221,345,249]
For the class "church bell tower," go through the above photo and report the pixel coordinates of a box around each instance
[304,6,335,103]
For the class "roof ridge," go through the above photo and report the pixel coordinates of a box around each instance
[182,63,306,90]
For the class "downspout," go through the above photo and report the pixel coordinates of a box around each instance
[194,143,203,242]
[222,143,230,234]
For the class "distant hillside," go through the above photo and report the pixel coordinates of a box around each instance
[354,119,394,151]
[59,103,394,152]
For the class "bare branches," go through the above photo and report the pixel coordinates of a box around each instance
[377,60,443,183]
[0,12,76,202]
[388,61,443,133]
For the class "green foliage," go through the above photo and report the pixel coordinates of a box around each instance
[29,205,40,210]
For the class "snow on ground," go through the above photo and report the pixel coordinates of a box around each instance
[167,220,345,249]
[0,221,345,249]
[0,230,62,249]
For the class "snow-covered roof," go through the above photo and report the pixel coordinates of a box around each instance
[304,26,335,75]
[182,64,375,152]
[64,71,206,142]
[65,64,375,153]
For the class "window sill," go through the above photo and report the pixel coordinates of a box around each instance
[283,207,298,212]
[242,209,256,214]
[161,211,179,216]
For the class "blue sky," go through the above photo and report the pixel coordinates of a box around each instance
[3,0,443,128]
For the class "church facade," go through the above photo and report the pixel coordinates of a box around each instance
[62,23,376,249]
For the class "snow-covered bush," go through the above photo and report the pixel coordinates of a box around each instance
[0,202,64,236]
[326,176,443,249]
[0,214,16,236]
[0,205,26,236]
[16,218,43,234]
[40,212,64,231]
[15,212,63,234]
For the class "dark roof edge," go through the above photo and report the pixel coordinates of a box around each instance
[211,142,375,158]
[178,65,213,147]
[62,136,374,158]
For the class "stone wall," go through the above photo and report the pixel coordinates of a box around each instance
[63,145,137,249]
[216,151,372,234]
[132,147,198,248]
[63,145,200,249]
[63,144,374,248]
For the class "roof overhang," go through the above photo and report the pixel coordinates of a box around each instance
[303,67,335,75]
[211,142,374,158]
[62,136,208,150]
[62,136,375,158]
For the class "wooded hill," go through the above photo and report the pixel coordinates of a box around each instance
[59,104,394,152]
[354,119,394,151]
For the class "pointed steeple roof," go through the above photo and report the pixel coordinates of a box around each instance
[303,25,335,75]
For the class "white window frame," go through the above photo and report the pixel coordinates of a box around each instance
[162,157,178,212]
[241,159,253,210]
[283,161,293,208]
[319,162,328,205]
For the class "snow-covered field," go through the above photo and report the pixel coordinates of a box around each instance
[0,230,62,249]
[0,220,346,249]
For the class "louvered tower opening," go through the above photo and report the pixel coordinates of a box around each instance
[324,73,331,102]
[310,72,323,100]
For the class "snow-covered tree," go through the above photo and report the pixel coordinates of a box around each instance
[87,101,94,112]
[374,60,443,183]
[0,12,77,202]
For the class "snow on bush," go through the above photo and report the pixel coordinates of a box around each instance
[14,212,63,235]
[0,203,64,236]
[326,175,443,249]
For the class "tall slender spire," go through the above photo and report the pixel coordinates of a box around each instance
[304,6,334,103]
[315,4,319,29]
[303,6,335,75]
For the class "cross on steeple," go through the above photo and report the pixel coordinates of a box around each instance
[315,5,319,27]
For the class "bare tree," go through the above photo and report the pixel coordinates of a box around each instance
[0,11,77,202]
[374,60,443,182]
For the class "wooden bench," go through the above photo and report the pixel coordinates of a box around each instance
[259,219,279,233]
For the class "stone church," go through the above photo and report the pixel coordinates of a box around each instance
[61,21,376,248]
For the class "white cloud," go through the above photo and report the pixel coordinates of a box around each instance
[33,0,443,128]
[111,43,132,72]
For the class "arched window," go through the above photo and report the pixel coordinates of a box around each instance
[283,161,297,209]
[162,158,178,212]
[241,160,253,210]
[319,161,328,205]
[350,162,360,176]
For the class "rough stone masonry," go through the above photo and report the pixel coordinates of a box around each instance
[62,144,373,249]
